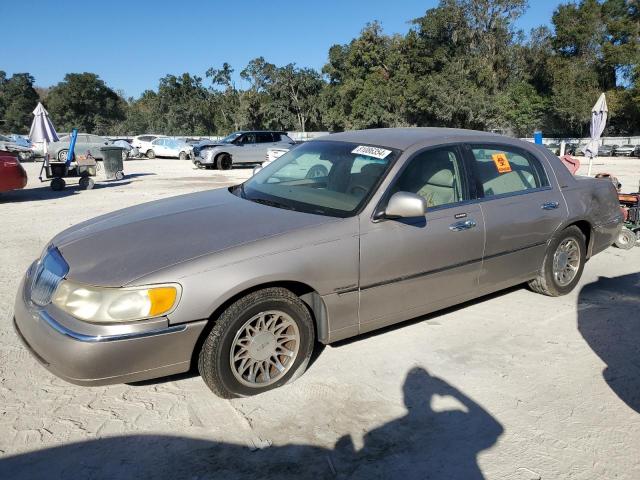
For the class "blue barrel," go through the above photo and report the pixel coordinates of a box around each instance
[534,131,543,145]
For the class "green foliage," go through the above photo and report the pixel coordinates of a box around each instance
[45,73,125,134]
[0,72,39,133]
[4,0,640,137]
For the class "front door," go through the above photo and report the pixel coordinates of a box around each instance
[358,146,485,333]
[464,144,567,292]
[233,133,257,163]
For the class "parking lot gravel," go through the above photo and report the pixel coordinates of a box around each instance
[1,157,639,479]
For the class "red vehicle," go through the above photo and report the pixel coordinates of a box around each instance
[0,149,28,193]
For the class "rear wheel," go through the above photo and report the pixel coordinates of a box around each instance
[614,227,636,250]
[78,176,95,190]
[179,151,187,161]
[198,287,315,398]
[57,149,70,162]
[216,153,232,170]
[146,149,156,159]
[194,160,202,169]
[528,225,586,296]
[50,178,66,191]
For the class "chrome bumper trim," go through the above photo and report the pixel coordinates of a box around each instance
[40,310,187,343]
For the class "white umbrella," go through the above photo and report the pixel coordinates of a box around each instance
[29,102,59,159]
[583,93,608,176]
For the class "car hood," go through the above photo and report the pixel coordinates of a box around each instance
[51,188,338,287]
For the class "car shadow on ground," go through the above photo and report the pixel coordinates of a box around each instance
[0,367,502,480]
[577,272,640,413]
[0,174,156,203]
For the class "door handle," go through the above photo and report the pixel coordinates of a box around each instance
[541,201,559,210]
[449,219,477,232]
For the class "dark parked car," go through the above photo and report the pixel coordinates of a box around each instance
[14,128,622,398]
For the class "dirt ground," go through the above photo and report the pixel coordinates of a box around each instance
[0,156,639,479]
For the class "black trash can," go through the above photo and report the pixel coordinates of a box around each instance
[100,146,125,180]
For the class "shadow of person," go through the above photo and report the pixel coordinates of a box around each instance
[0,369,503,479]
[333,367,503,479]
[577,273,640,413]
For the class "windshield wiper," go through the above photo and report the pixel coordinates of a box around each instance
[249,197,297,211]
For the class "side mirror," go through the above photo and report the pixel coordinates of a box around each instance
[383,192,426,219]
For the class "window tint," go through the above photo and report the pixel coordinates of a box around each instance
[272,133,281,142]
[470,146,548,197]
[390,148,465,208]
[256,132,273,143]
[241,133,256,144]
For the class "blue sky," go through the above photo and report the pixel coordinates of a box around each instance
[1,0,562,98]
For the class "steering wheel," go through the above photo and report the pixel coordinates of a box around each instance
[349,184,368,196]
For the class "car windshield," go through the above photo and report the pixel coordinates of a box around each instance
[239,140,398,217]
[221,132,242,144]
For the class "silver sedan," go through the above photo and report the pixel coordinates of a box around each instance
[14,128,622,398]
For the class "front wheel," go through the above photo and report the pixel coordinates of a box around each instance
[216,153,232,170]
[198,287,315,398]
[57,149,70,162]
[528,225,586,296]
[146,149,156,159]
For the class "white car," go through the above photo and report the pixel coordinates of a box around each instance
[196,131,295,169]
[145,137,193,160]
[131,135,162,155]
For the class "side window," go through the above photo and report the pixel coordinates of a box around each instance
[272,133,281,142]
[243,133,256,144]
[470,146,549,198]
[256,132,272,143]
[389,148,465,208]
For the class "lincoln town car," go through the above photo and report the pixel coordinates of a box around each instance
[14,128,622,398]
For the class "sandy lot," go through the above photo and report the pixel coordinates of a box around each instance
[0,157,639,479]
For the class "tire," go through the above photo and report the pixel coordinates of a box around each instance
[78,176,95,190]
[50,178,66,191]
[216,153,232,170]
[146,149,156,159]
[57,149,70,162]
[179,151,187,161]
[528,225,586,297]
[121,150,128,161]
[115,171,125,181]
[198,287,315,398]
[194,160,202,169]
[614,227,636,250]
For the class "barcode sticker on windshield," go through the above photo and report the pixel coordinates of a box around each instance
[352,145,392,159]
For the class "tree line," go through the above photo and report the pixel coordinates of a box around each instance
[1,0,638,138]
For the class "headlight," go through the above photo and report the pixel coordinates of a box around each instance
[51,281,181,323]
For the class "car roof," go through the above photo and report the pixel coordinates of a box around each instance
[315,127,506,150]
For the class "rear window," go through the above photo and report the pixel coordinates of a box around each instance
[470,146,549,197]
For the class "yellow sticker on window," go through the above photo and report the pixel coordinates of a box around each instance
[492,153,512,173]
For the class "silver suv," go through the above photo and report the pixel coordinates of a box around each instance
[194,131,295,170]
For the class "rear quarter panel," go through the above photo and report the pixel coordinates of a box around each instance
[560,176,622,256]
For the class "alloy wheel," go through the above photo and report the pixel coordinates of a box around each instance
[553,238,580,286]
[229,310,300,388]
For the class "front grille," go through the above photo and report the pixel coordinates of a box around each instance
[30,247,69,306]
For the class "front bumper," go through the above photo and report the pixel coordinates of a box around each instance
[13,272,207,386]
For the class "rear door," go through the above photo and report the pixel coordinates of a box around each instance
[464,144,567,292]
[255,132,275,162]
[358,145,485,333]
